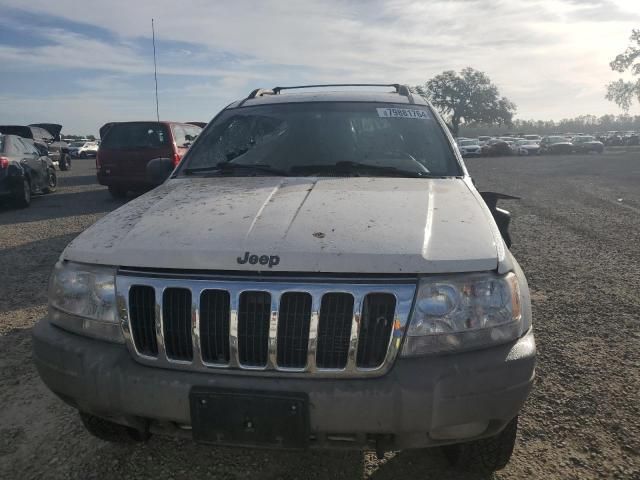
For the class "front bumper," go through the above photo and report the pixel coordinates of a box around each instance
[32,318,535,450]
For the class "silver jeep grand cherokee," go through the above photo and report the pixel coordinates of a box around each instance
[33,84,535,474]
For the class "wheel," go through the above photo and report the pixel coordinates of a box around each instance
[80,151,87,159]
[59,153,71,171]
[43,168,57,193]
[108,185,128,199]
[442,416,518,474]
[79,412,149,443]
[14,178,32,208]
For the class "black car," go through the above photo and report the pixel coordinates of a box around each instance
[571,136,604,154]
[0,124,72,171]
[0,134,57,208]
[481,138,512,156]
[539,136,573,154]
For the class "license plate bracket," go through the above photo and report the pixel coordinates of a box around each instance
[190,388,309,448]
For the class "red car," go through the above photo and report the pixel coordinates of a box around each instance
[97,121,202,198]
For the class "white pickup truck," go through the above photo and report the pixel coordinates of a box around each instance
[33,84,535,474]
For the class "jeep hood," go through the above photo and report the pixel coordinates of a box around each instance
[63,177,502,274]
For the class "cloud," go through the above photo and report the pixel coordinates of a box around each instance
[0,0,639,133]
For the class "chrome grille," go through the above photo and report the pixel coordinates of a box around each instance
[117,272,416,378]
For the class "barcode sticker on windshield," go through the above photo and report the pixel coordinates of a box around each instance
[377,108,431,119]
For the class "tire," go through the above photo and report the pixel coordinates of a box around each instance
[80,151,87,159]
[108,185,128,199]
[43,168,57,194]
[442,416,518,474]
[14,178,31,208]
[79,412,150,443]
[59,153,71,171]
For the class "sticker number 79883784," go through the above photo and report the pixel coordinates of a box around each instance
[376,108,431,119]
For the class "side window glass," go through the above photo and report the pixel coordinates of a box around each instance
[185,126,201,146]
[11,137,25,154]
[172,125,187,147]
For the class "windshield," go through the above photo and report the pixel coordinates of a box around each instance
[70,141,85,147]
[181,102,461,177]
[574,136,594,142]
[460,140,479,146]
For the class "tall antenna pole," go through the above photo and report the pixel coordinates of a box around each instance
[152,18,160,122]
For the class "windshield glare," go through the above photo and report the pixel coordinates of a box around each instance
[182,102,461,177]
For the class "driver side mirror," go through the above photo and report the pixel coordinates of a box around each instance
[146,157,174,185]
[480,192,520,249]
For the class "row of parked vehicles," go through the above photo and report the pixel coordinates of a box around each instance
[0,120,206,208]
[456,133,608,157]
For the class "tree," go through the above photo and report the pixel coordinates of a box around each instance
[606,29,640,111]
[414,67,516,136]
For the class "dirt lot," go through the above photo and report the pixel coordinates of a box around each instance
[1,151,639,479]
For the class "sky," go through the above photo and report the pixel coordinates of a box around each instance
[0,0,639,135]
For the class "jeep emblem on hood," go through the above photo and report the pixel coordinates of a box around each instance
[237,251,280,268]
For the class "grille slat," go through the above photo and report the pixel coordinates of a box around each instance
[129,285,158,356]
[200,290,230,364]
[316,293,354,369]
[356,294,397,368]
[163,288,193,361]
[277,292,312,368]
[238,291,271,367]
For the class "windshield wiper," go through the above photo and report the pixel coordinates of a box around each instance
[291,161,431,178]
[184,162,290,177]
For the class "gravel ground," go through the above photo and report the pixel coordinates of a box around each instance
[0,151,638,479]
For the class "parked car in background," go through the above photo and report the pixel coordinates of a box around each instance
[571,136,604,154]
[457,138,482,157]
[0,134,56,207]
[478,135,491,146]
[0,124,72,171]
[626,133,639,146]
[69,141,99,158]
[482,138,512,156]
[539,136,573,154]
[523,134,541,142]
[29,124,72,170]
[97,121,202,198]
[514,139,541,156]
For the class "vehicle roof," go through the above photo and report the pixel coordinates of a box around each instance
[228,90,429,109]
[103,120,196,125]
[0,125,34,139]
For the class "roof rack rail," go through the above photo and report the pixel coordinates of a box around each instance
[239,84,414,104]
[270,83,414,103]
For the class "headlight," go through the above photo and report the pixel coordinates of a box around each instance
[48,261,123,343]
[401,272,526,356]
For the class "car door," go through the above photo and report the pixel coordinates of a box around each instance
[17,138,45,190]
